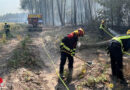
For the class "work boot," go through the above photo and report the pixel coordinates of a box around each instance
[66,69,73,83]
[58,73,65,83]
[60,73,65,79]
[120,79,128,86]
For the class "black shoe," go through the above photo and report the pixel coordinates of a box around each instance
[120,79,128,86]
[59,74,64,79]
[66,76,72,83]
[111,75,118,81]
[58,73,64,82]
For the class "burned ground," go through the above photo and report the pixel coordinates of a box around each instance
[0,25,129,90]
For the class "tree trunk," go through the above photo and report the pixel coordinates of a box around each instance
[57,0,64,25]
[88,0,92,21]
[74,0,77,25]
[52,0,54,26]
[63,0,66,25]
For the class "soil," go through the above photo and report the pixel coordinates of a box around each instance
[0,26,129,90]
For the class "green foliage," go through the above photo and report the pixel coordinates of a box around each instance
[80,74,108,87]
[78,64,87,79]
[77,85,83,90]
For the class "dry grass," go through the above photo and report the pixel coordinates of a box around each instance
[0,23,27,44]
[0,23,21,31]
[0,22,26,28]
[8,36,41,69]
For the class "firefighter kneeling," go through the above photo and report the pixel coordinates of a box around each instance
[108,29,130,84]
[59,28,85,82]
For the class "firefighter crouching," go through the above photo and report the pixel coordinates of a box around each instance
[108,29,130,84]
[59,28,85,81]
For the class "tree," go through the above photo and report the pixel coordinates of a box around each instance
[20,0,97,26]
[96,0,130,26]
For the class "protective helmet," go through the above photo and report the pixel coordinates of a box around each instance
[74,28,85,37]
[78,28,85,36]
[101,20,105,24]
[126,29,130,35]
[74,30,78,35]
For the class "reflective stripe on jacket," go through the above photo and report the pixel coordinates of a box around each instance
[60,33,78,53]
[112,35,130,51]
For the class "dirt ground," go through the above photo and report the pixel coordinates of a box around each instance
[0,26,130,90]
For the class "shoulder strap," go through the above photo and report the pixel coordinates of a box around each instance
[112,35,130,53]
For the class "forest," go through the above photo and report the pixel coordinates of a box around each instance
[20,0,130,27]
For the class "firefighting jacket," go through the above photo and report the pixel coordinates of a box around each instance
[4,24,10,30]
[112,35,130,51]
[60,32,78,54]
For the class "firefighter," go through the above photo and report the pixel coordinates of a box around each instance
[99,20,107,39]
[59,28,85,81]
[4,23,10,37]
[108,29,130,84]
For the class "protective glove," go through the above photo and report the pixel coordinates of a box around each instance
[60,45,64,49]
[70,48,76,56]
[60,42,64,49]
[71,51,75,56]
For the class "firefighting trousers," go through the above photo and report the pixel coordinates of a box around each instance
[59,52,74,75]
[108,41,124,80]
[5,29,10,36]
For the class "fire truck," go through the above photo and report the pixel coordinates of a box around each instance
[28,14,43,31]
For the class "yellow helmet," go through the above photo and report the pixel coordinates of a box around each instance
[126,29,130,35]
[101,20,105,24]
[74,28,85,36]
[74,30,79,35]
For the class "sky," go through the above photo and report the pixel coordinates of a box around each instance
[0,0,23,15]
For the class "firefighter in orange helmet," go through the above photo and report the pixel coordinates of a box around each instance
[59,28,85,82]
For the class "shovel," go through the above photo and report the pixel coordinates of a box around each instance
[61,50,93,67]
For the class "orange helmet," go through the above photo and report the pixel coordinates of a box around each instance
[74,28,85,37]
